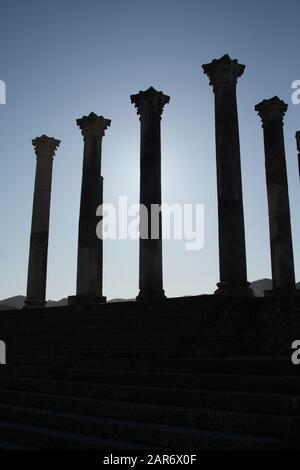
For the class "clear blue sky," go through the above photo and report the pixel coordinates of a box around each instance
[0,0,299,300]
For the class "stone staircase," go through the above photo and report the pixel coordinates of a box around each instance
[0,295,299,449]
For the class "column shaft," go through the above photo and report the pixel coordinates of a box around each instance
[139,114,163,296]
[131,87,169,301]
[25,135,60,308]
[256,97,297,294]
[203,55,252,296]
[69,113,110,306]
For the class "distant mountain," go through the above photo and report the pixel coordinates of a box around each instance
[0,296,69,310]
[250,279,300,297]
[0,295,26,309]
[0,282,299,310]
[250,279,272,297]
[0,304,15,310]
[0,295,134,310]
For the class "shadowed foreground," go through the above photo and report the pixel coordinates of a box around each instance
[0,295,299,449]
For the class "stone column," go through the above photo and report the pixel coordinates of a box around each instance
[25,135,60,308]
[131,87,169,301]
[202,55,253,297]
[296,131,300,183]
[256,97,298,295]
[68,113,110,306]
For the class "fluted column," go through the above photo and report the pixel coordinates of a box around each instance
[25,135,60,308]
[256,97,298,295]
[131,87,169,301]
[296,131,300,183]
[202,55,252,297]
[68,112,110,306]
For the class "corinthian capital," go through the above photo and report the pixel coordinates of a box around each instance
[202,54,245,89]
[255,97,288,126]
[131,86,170,120]
[77,112,111,139]
[32,135,60,159]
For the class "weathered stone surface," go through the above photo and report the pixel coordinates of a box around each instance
[25,135,60,308]
[202,55,252,297]
[131,87,169,301]
[69,113,110,306]
[256,97,297,295]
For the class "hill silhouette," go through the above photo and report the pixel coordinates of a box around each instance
[0,280,299,309]
[0,295,134,309]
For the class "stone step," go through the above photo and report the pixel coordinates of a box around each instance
[6,338,291,362]
[1,297,299,450]
[0,314,259,330]
[0,419,152,450]
[1,327,295,357]
[0,376,298,414]
[9,349,251,360]
[0,438,34,450]
[1,331,177,349]
[0,404,288,450]
[0,365,299,394]
[1,302,299,337]
[0,303,208,324]
[0,317,197,331]
[7,346,184,357]
[2,328,292,346]
[1,325,181,336]
[0,318,294,337]
[0,388,297,439]
[0,299,297,328]
[0,294,237,318]
[5,340,290,357]
[2,328,291,351]
[8,354,296,375]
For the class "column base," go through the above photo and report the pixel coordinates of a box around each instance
[265,288,300,297]
[23,299,46,309]
[214,281,254,298]
[136,288,167,302]
[68,295,107,306]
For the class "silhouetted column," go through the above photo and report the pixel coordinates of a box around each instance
[25,135,60,308]
[296,131,300,183]
[131,87,169,301]
[202,55,252,297]
[256,97,298,296]
[68,113,110,306]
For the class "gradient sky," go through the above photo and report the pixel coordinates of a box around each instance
[0,0,299,301]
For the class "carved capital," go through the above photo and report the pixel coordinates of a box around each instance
[202,54,245,89]
[296,131,300,152]
[255,97,288,126]
[77,112,111,139]
[32,135,60,159]
[130,86,170,121]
